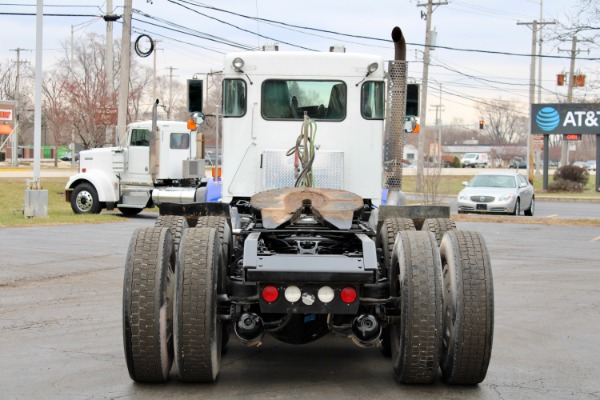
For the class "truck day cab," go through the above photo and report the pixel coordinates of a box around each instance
[65,120,208,215]
[121,27,494,386]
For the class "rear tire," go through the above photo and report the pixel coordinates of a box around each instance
[421,218,456,245]
[378,218,416,357]
[196,216,232,351]
[156,215,189,254]
[390,231,443,384]
[123,227,175,382]
[175,227,223,382]
[196,216,232,267]
[439,230,494,385]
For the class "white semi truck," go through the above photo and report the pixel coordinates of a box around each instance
[122,26,494,386]
[65,119,209,215]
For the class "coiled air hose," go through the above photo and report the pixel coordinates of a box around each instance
[287,114,318,187]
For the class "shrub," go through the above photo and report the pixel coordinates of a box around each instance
[547,179,584,193]
[453,156,460,168]
[553,165,589,186]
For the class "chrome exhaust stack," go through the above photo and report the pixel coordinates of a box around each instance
[383,27,408,206]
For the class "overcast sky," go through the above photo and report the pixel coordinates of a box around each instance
[0,0,597,126]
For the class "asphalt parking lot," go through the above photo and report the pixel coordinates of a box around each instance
[1,217,599,399]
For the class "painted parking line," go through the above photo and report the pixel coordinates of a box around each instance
[592,236,600,242]
[546,214,559,218]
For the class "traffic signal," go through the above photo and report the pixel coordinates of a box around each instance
[479,120,484,130]
[187,79,203,113]
[406,83,419,116]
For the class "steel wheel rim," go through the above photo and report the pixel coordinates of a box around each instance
[76,191,94,212]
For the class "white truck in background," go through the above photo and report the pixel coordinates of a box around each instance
[65,119,209,215]
[461,152,489,168]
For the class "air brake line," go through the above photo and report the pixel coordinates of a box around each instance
[287,113,317,188]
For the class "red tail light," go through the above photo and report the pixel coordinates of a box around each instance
[261,286,279,303]
[340,287,357,304]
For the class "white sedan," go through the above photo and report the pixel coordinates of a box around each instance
[457,172,535,216]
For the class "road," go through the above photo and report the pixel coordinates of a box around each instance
[1,216,599,399]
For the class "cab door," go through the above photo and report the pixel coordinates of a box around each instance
[125,128,150,178]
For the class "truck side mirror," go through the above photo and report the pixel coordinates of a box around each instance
[187,79,203,113]
[187,112,205,131]
[404,116,418,133]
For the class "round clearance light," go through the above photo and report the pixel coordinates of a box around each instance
[340,287,357,304]
[317,286,335,303]
[367,62,378,73]
[284,286,302,303]
[262,285,279,303]
[232,57,245,71]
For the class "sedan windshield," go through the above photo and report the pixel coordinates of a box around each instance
[469,175,516,188]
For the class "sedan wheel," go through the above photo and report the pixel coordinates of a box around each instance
[512,199,520,216]
[524,197,535,216]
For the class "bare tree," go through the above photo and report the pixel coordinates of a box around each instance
[0,59,35,144]
[419,164,449,206]
[42,32,152,149]
[154,74,186,120]
[0,60,16,100]
[476,98,528,145]
[42,72,71,148]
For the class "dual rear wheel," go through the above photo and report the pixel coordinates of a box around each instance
[123,216,231,383]
[383,219,494,385]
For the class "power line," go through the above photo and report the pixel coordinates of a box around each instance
[162,1,600,61]
[3,6,599,60]
[0,12,98,17]
[131,14,257,51]
[164,0,318,51]
[0,3,101,7]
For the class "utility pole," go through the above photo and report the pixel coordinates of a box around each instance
[518,19,555,184]
[166,66,177,120]
[105,0,116,145]
[537,1,546,103]
[152,39,162,103]
[117,0,133,142]
[416,0,447,192]
[9,48,30,166]
[559,36,579,166]
[430,82,444,166]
